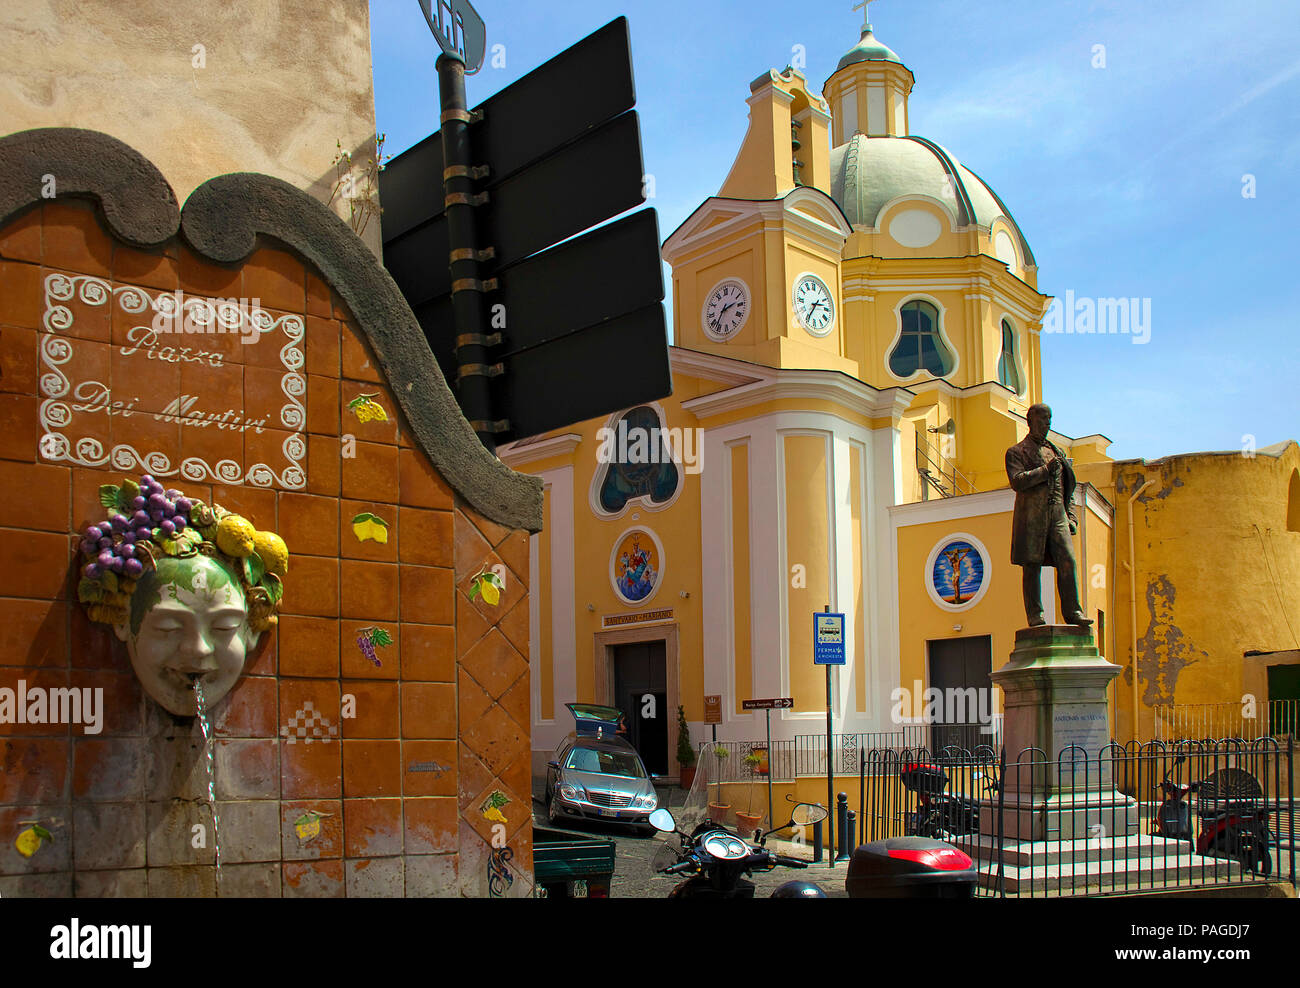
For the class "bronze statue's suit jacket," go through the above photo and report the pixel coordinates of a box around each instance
[1006,435,1077,566]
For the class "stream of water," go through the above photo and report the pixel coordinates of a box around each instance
[194,679,222,895]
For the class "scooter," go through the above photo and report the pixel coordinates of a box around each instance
[901,761,991,839]
[649,802,830,898]
[1153,754,1273,875]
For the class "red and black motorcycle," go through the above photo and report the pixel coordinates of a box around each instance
[900,761,988,839]
[1153,754,1273,875]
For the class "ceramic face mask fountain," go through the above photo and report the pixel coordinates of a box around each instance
[77,474,288,716]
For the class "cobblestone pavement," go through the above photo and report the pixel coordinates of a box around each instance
[533,785,853,898]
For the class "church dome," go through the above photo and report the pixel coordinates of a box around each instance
[829,133,1035,265]
[836,28,902,70]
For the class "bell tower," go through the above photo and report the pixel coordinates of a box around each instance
[823,2,914,144]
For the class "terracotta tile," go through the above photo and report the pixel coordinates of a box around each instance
[343,797,403,857]
[46,266,111,343]
[281,738,342,799]
[113,245,178,291]
[276,491,339,558]
[342,738,401,797]
[211,483,278,530]
[403,797,459,855]
[0,460,70,532]
[244,626,276,677]
[279,682,342,798]
[1,802,74,873]
[282,858,344,896]
[0,324,38,395]
[277,614,340,678]
[281,798,343,859]
[339,559,398,621]
[67,602,118,670]
[109,408,180,468]
[457,745,493,813]
[241,311,304,372]
[341,440,398,503]
[332,289,352,322]
[305,272,333,320]
[109,342,181,416]
[241,246,306,314]
[279,554,338,618]
[0,738,69,802]
[0,597,68,669]
[500,748,533,805]
[400,564,454,625]
[398,447,453,509]
[457,668,493,729]
[453,509,493,579]
[177,246,240,298]
[243,364,292,422]
[73,668,143,736]
[71,737,144,801]
[400,683,457,740]
[214,674,277,738]
[499,676,530,733]
[181,355,243,412]
[397,507,453,568]
[306,373,339,436]
[399,623,455,682]
[463,504,513,549]
[462,703,526,776]
[341,385,399,445]
[455,596,491,657]
[340,681,399,738]
[41,202,113,278]
[460,629,527,702]
[0,261,43,330]
[498,597,529,657]
[462,553,525,624]
[177,416,244,473]
[0,207,42,263]
[497,530,530,586]
[341,499,397,562]
[401,740,457,797]
[0,529,73,600]
[340,619,400,680]
[304,315,340,380]
[306,434,341,495]
[340,326,384,384]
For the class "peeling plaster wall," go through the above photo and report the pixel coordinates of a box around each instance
[0,1,381,256]
[1083,444,1300,738]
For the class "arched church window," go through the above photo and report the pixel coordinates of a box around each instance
[1287,469,1300,532]
[889,299,954,378]
[998,318,1022,394]
[592,405,682,516]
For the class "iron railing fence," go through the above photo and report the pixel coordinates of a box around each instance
[854,736,1295,898]
[1153,700,1299,743]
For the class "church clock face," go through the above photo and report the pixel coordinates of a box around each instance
[792,274,835,336]
[702,278,750,341]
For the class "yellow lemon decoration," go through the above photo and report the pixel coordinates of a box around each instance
[469,568,504,606]
[351,512,389,544]
[348,393,389,424]
[215,515,257,558]
[252,531,289,577]
[293,810,329,844]
[480,790,510,824]
[15,824,51,858]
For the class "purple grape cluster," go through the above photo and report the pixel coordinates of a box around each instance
[356,633,381,667]
[79,474,194,582]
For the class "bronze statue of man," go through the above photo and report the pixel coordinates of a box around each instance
[1006,403,1092,627]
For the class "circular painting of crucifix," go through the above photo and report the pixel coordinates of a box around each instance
[925,534,990,611]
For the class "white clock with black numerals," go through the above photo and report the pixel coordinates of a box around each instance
[702,278,751,342]
[792,274,835,337]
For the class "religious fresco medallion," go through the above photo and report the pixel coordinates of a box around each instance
[610,527,663,606]
[926,534,990,611]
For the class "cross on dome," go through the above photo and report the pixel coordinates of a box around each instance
[852,0,880,32]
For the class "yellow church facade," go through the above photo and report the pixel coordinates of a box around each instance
[503,19,1300,778]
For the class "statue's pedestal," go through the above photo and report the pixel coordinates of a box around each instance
[982,626,1138,841]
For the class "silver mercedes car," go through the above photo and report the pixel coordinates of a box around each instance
[545,704,659,831]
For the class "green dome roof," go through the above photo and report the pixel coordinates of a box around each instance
[829,133,1036,265]
[836,28,902,70]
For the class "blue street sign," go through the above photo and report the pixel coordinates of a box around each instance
[813,612,846,665]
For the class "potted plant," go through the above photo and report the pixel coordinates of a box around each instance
[735,751,764,833]
[676,706,697,789]
[707,745,730,823]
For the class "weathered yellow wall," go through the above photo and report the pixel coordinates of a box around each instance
[0,0,381,254]
[784,434,830,714]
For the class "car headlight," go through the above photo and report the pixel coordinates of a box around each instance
[559,783,585,801]
[634,793,657,809]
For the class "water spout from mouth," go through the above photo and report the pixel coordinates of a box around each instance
[194,678,222,896]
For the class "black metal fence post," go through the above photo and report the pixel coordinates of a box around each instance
[836,792,850,861]
[811,818,823,864]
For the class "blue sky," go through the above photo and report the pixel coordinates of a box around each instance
[369,0,1299,461]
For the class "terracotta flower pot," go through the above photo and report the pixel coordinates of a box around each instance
[678,765,696,790]
[735,811,762,834]
[707,802,730,824]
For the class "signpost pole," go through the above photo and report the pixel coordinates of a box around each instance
[765,707,774,828]
[824,604,834,867]
[711,722,718,805]
[436,53,498,453]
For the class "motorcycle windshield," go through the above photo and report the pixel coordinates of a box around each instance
[676,742,715,834]
[679,742,771,834]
